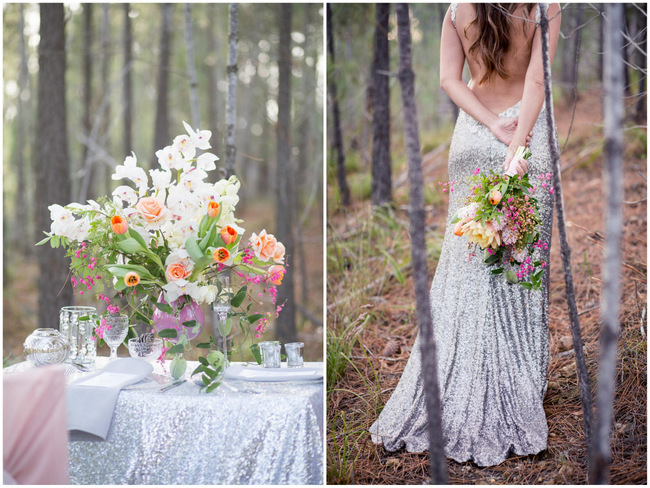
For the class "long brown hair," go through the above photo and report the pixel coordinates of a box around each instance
[464,3,536,85]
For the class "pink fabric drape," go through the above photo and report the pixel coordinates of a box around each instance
[3,366,69,484]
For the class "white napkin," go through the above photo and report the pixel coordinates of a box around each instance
[67,358,153,441]
[224,364,323,382]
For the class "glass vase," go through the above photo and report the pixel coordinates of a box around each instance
[60,306,97,364]
[152,294,204,343]
[23,328,70,367]
[211,275,232,374]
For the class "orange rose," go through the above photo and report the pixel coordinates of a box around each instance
[213,247,230,263]
[124,272,140,287]
[268,265,286,285]
[220,226,238,246]
[111,215,128,234]
[249,230,277,263]
[136,197,165,221]
[489,190,502,206]
[453,220,464,236]
[165,262,190,282]
[207,201,220,218]
[272,242,286,264]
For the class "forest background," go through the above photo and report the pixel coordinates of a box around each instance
[327,3,646,484]
[3,3,324,362]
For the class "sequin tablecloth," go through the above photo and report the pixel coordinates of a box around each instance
[4,359,324,485]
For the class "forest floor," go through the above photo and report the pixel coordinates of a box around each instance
[3,199,324,364]
[326,89,647,484]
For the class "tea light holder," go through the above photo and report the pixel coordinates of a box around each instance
[284,342,304,368]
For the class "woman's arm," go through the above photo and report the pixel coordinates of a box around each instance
[503,3,562,169]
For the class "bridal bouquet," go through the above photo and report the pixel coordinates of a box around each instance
[449,146,551,290]
[38,122,286,390]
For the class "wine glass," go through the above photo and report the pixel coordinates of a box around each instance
[103,314,130,360]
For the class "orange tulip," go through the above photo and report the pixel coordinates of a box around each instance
[207,201,220,218]
[124,271,140,287]
[213,247,230,263]
[489,190,502,205]
[220,226,237,245]
[111,215,129,234]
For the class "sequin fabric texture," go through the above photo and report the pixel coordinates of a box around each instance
[4,360,324,484]
[369,102,556,467]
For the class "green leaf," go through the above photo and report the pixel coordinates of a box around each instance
[520,282,533,290]
[185,237,205,263]
[133,309,152,324]
[36,235,51,246]
[205,382,220,393]
[218,317,232,337]
[107,264,154,279]
[202,374,211,386]
[157,329,178,339]
[166,344,185,355]
[116,238,146,254]
[182,320,197,328]
[491,268,504,275]
[199,222,217,251]
[196,342,211,348]
[231,286,247,308]
[191,364,205,377]
[198,356,209,366]
[250,344,262,365]
[246,314,264,325]
[154,302,175,314]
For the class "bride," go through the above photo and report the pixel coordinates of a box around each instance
[370,3,562,467]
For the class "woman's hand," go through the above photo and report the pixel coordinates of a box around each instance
[502,144,530,177]
[490,117,533,147]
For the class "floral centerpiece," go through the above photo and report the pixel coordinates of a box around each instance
[38,122,286,392]
[447,146,552,290]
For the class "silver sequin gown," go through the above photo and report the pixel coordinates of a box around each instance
[369,101,556,467]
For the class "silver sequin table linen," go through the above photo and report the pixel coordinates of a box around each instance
[370,101,556,466]
[4,359,324,484]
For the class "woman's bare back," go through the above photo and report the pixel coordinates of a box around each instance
[454,4,538,114]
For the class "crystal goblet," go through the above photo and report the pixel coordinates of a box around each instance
[102,314,130,360]
[128,337,163,363]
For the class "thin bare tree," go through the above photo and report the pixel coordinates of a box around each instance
[592,5,625,483]
[82,4,93,170]
[101,3,111,196]
[123,3,133,158]
[275,3,296,344]
[395,4,448,483]
[371,3,392,207]
[539,4,595,479]
[37,3,73,328]
[184,4,201,130]
[154,4,173,159]
[225,3,238,178]
[327,4,351,207]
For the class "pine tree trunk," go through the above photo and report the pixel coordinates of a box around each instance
[591,5,625,484]
[37,3,73,329]
[206,4,220,156]
[275,3,296,344]
[561,4,583,103]
[539,4,595,478]
[154,4,173,157]
[395,4,448,483]
[82,4,93,170]
[327,4,351,207]
[634,4,647,124]
[184,4,201,130]
[123,3,133,158]
[371,3,392,207]
[225,3,238,178]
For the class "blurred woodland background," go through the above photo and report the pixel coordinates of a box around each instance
[3,3,324,362]
[327,3,646,484]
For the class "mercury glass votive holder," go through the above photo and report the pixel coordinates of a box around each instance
[258,341,281,368]
[284,342,304,368]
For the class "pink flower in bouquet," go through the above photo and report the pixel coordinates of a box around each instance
[111,215,129,234]
[207,201,220,218]
[268,265,286,285]
[220,226,238,245]
[136,197,166,221]
[489,190,502,206]
[165,262,191,282]
[272,242,286,264]
[249,230,278,262]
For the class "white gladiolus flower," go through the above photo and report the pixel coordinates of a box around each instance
[156,146,185,171]
[173,134,196,161]
[182,121,212,150]
[112,152,148,195]
[196,152,219,171]
[112,185,138,206]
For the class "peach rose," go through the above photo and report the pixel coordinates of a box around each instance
[213,247,230,263]
[268,265,286,285]
[249,230,277,263]
[489,190,502,205]
[111,215,128,234]
[165,262,190,282]
[272,242,286,264]
[136,197,165,221]
[207,201,220,218]
[220,226,238,246]
[124,271,140,287]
